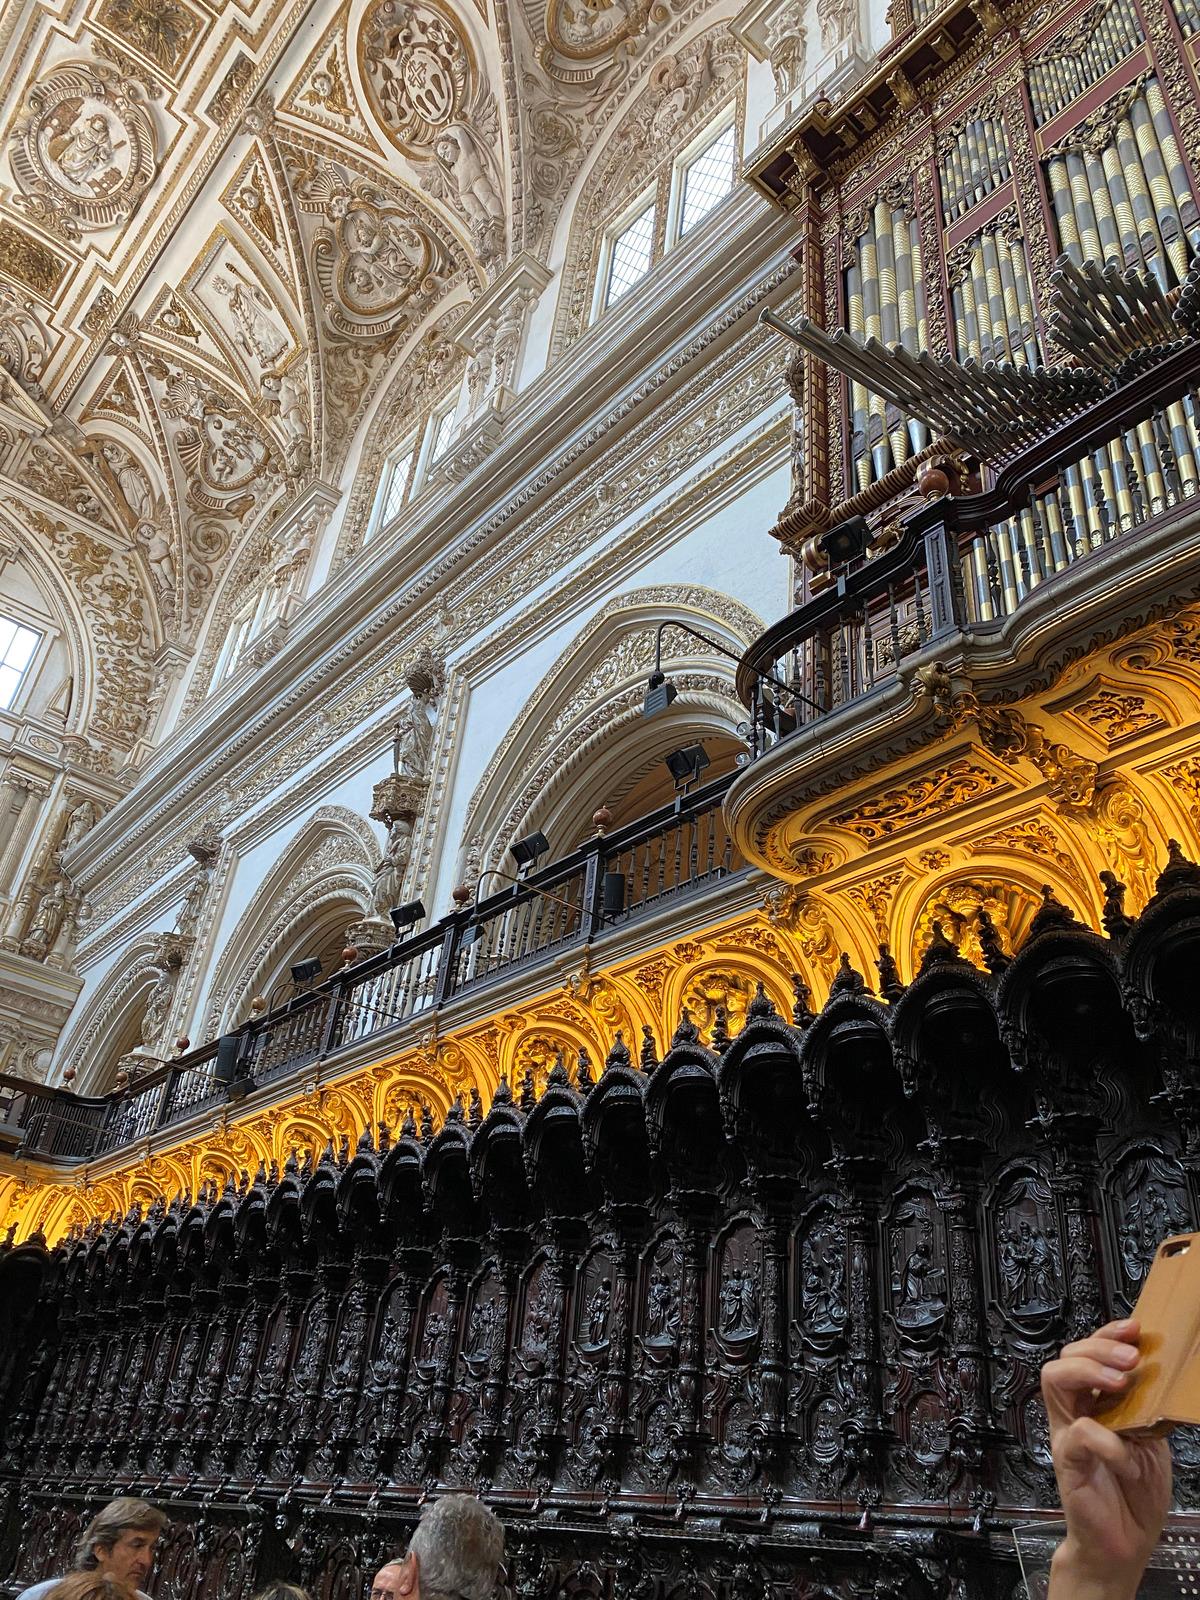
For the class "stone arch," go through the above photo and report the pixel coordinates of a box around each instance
[547,17,746,359]
[202,806,377,1035]
[891,863,1090,978]
[462,586,763,875]
[57,934,168,1092]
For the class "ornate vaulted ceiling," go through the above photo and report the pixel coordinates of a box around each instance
[0,0,732,766]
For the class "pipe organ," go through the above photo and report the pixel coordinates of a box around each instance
[756,0,1200,580]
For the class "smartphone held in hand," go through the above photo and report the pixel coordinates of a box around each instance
[1094,1233,1200,1437]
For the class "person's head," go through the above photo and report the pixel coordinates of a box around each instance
[74,1500,166,1588]
[381,1496,504,1600]
[252,1585,309,1600]
[46,1575,135,1600]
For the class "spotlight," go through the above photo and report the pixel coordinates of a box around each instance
[643,670,678,719]
[510,831,549,871]
[389,899,426,934]
[290,957,323,986]
[601,871,627,920]
[460,922,482,950]
[817,514,869,568]
[664,744,710,791]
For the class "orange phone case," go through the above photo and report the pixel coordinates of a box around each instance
[1095,1232,1200,1437]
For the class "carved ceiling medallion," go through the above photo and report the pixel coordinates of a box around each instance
[314,183,435,333]
[543,0,650,62]
[10,62,158,236]
[358,0,473,155]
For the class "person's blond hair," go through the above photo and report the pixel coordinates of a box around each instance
[46,1575,135,1600]
[73,1500,166,1571]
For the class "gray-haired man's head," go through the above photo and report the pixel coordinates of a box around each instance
[374,1496,504,1600]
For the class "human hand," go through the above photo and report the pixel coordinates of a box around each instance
[1042,1318,1172,1600]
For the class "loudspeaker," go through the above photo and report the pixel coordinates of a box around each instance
[602,871,627,920]
[213,1032,242,1085]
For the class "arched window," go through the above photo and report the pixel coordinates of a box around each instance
[591,111,740,321]
[551,26,745,357]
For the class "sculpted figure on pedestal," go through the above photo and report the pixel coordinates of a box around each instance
[372,816,414,919]
[20,876,69,961]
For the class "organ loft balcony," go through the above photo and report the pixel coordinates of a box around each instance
[724,267,1200,899]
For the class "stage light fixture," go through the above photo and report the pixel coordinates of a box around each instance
[389,899,426,934]
[510,830,549,870]
[642,669,679,718]
[664,743,710,791]
[290,956,323,986]
[817,514,869,568]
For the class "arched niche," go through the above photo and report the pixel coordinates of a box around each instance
[201,806,377,1034]
[461,586,763,875]
[56,935,168,1093]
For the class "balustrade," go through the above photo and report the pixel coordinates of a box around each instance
[0,780,745,1167]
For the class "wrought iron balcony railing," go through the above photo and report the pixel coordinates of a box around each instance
[736,340,1200,747]
[0,774,745,1168]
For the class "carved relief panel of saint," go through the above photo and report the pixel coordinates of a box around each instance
[414,1277,453,1377]
[460,1268,505,1379]
[1106,1147,1192,1307]
[989,1169,1065,1332]
[794,1203,848,1349]
[637,1235,681,1363]
[574,1248,618,1359]
[887,1191,947,1343]
[711,1220,761,1360]
[514,1255,555,1372]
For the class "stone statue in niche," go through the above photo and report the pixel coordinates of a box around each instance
[60,797,102,852]
[140,938,186,1049]
[433,124,504,253]
[138,522,176,596]
[765,2,807,99]
[214,265,291,370]
[816,0,856,47]
[392,697,434,783]
[100,439,154,520]
[260,369,308,470]
[20,876,69,961]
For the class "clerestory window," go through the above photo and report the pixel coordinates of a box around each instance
[0,615,41,711]
[591,110,740,325]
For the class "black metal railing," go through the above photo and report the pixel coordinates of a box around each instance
[738,340,1200,745]
[0,775,744,1166]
